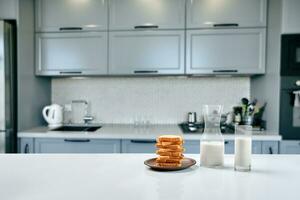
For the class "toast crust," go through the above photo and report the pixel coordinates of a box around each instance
[157,135,183,143]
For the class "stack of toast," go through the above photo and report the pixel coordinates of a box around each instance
[155,135,185,167]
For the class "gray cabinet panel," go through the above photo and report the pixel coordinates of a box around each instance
[19,138,34,154]
[187,0,267,28]
[186,28,266,75]
[225,141,234,154]
[35,0,108,32]
[185,140,200,154]
[109,0,185,30]
[280,141,300,154]
[35,138,121,153]
[109,31,185,75]
[121,139,156,153]
[252,141,262,154]
[0,0,17,19]
[262,141,279,154]
[36,32,108,76]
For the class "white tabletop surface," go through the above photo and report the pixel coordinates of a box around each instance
[0,154,298,200]
[17,124,282,141]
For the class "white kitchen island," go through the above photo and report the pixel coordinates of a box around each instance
[0,154,299,200]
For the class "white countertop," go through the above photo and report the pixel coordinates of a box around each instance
[18,124,282,141]
[0,154,298,200]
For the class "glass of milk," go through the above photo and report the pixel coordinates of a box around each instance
[200,105,224,168]
[234,125,252,172]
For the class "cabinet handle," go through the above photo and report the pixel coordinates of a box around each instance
[134,25,159,29]
[225,141,229,145]
[59,71,83,75]
[130,140,157,144]
[134,70,158,74]
[64,139,91,143]
[213,23,239,27]
[213,70,238,73]
[269,147,273,154]
[24,144,29,154]
[59,27,83,31]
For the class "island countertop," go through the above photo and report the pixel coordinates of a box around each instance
[17,124,282,141]
[0,154,298,200]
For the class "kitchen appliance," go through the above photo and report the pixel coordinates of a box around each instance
[280,76,300,139]
[0,20,17,153]
[281,34,300,76]
[42,104,63,128]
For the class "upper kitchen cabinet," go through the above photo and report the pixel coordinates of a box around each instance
[109,31,184,75]
[109,0,185,30]
[0,0,18,19]
[282,0,300,34]
[36,32,108,76]
[186,28,266,75]
[186,0,267,29]
[35,0,108,32]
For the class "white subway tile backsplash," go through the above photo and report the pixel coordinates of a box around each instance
[52,77,250,124]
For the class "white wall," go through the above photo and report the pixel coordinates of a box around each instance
[251,0,282,132]
[52,77,250,124]
[18,0,51,131]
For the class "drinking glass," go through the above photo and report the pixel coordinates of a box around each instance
[234,125,252,172]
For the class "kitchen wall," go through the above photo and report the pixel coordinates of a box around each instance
[52,77,250,124]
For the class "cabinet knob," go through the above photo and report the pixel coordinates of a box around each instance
[213,70,238,73]
[24,144,29,154]
[59,27,83,31]
[134,25,159,29]
[269,147,273,154]
[213,23,239,27]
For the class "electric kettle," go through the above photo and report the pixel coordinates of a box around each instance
[42,104,63,128]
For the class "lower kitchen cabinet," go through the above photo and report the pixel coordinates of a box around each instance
[19,138,35,154]
[34,138,121,153]
[280,141,300,154]
[18,137,280,154]
[252,141,262,154]
[122,139,157,153]
[262,141,279,154]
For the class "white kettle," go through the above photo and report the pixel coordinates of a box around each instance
[42,104,63,128]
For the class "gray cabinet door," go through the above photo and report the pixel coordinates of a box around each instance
[35,0,108,32]
[121,139,156,153]
[225,141,234,154]
[19,138,34,154]
[280,141,300,154]
[252,141,262,154]
[36,32,108,76]
[109,31,185,75]
[109,0,185,30]
[186,28,266,75]
[185,140,200,154]
[0,0,17,19]
[34,138,121,153]
[187,0,267,28]
[262,141,279,154]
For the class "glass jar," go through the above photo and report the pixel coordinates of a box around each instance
[200,105,224,168]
